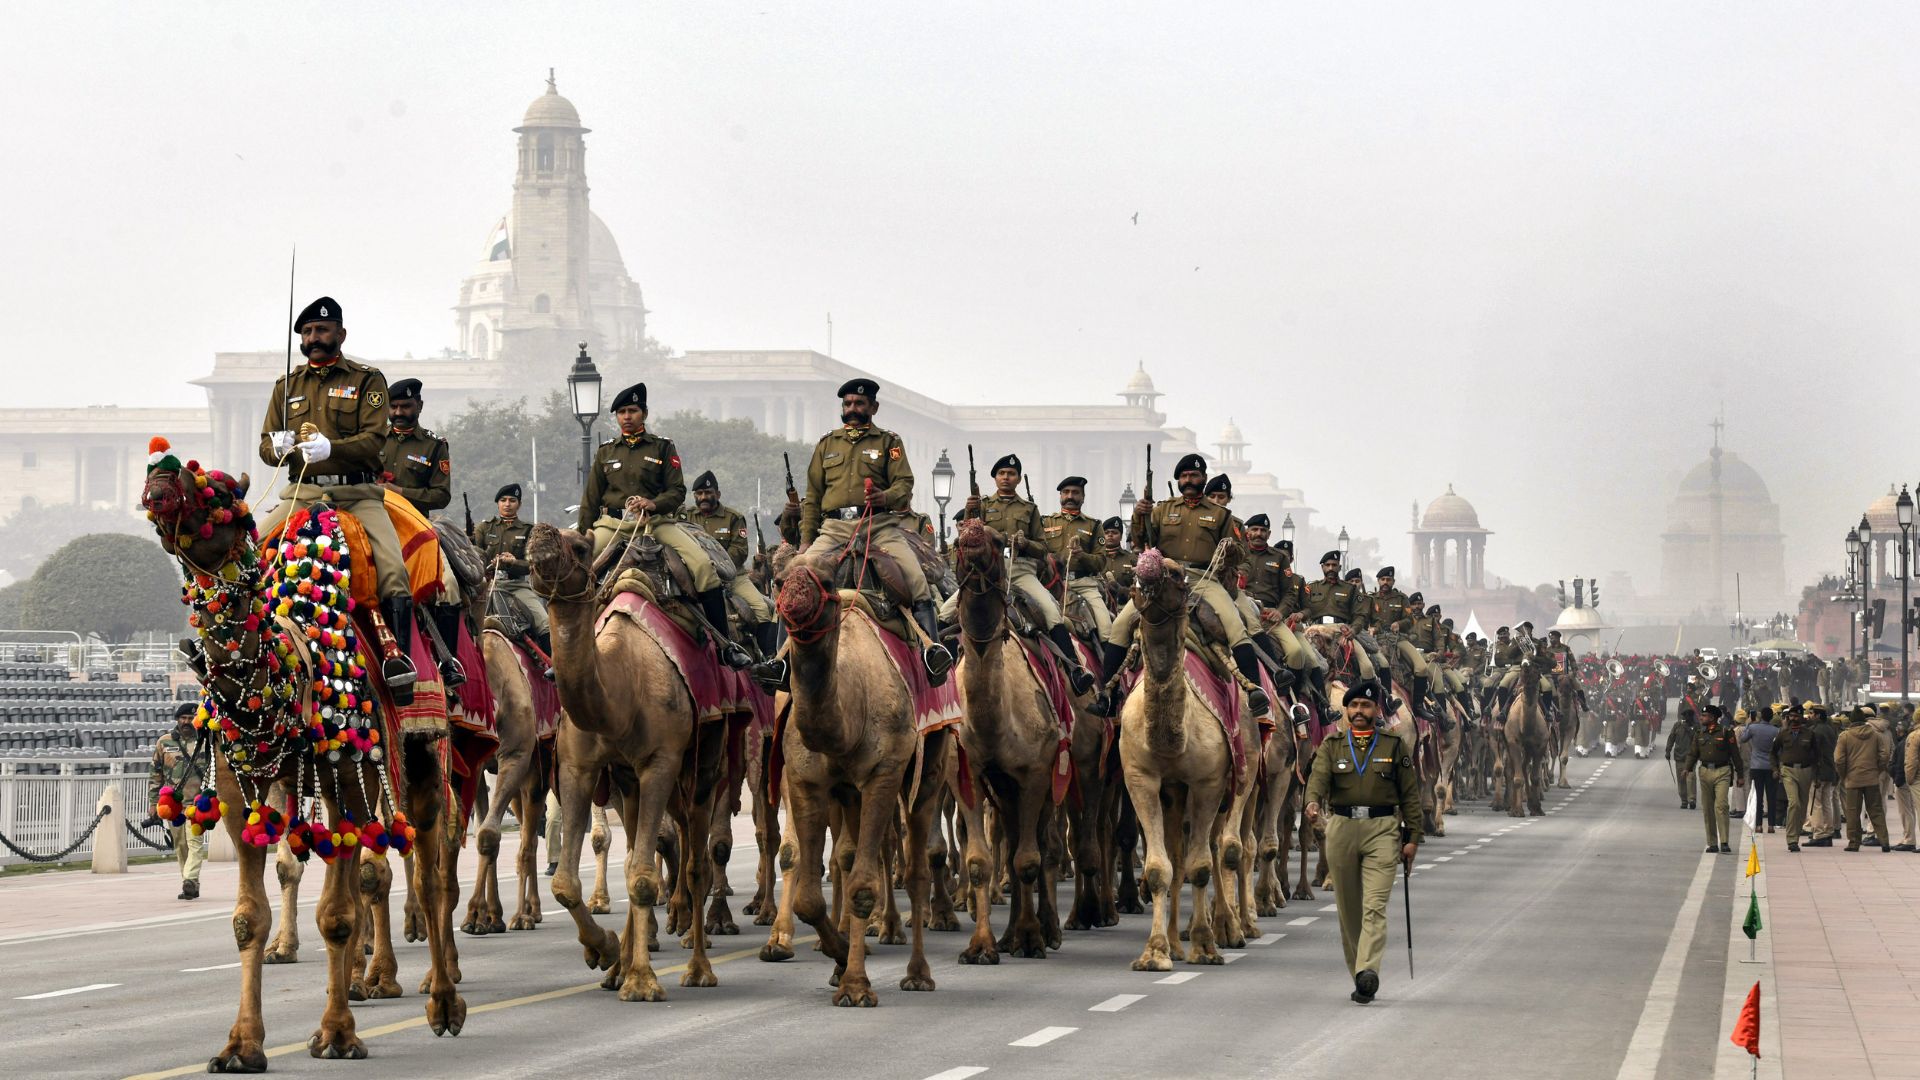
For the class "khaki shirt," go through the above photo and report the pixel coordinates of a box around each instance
[962,493,1045,557]
[1101,544,1138,590]
[1303,576,1363,625]
[378,427,451,514]
[1465,641,1489,671]
[1242,546,1289,608]
[1305,726,1424,844]
[1041,512,1103,575]
[257,357,390,473]
[1685,724,1746,772]
[1130,497,1233,568]
[149,729,207,804]
[1493,639,1523,667]
[799,424,913,545]
[1373,586,1412,632]
[472,516,534,579]
[1405,613,1438,651]
[683,504,750,568]
[578,430,685,531]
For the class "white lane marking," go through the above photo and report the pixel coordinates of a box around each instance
[1450,848,1469,854]
[924,1069,989,1080]
[1286,916,1319,926]
[1155,971,1202,985]
[1434,856,1454,862]
[1415,863,1435,870]
[1319,903,1340,912]
[1010,1027,1078,1048]
[1251,933,1285,945]
[1221,950,1246,963]
[1089,993,1146,1012]
[1476,836,1495,842]
[1614,849,1717,1080]
[1465,844,1483,850]
[16,982,119,1000]
[181,962,240,973]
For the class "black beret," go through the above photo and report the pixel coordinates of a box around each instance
[1344,568,1363,582]
[1376,566,1396,578]
[1342,681,1383,707]
[1057,475,1087,491]
[1703,704,1724,719]
[1408,591,1424,604]
[1244,513,1270,528]
[174,701,199,719]
[1427,605,1442,616]
[1520,620,1534,630]
[388,378,422,401]
[1101,516,1123,531]
[837,378,879,400]
[1173,453,1207,476]
[1204,474,1232,496]
[611,382,646,412]
[691,470,718,492]
[1442,618,1454,627]
[1277,539,1293,552]
[495,483,522,500]
[1320,550,1342,564]
[1497,626,1511,634]
[991,454,1022,474]
[294,296,342,330]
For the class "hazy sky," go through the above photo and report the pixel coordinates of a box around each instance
[5,2,1918,596]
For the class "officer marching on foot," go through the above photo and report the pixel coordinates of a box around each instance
[1304,681,1422,1004]
[1683,704,1746,853]
[578,382,750,669]
[473,483,554,679]
[378,377,466,688]
[146,702,210,901]
[683,470,779,663]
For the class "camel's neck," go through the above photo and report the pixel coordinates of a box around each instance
[186,552,274,698]
[548,585,616,731]
[788,612,857,757]
[958,598,1013,738]
[1136,610,1189,753]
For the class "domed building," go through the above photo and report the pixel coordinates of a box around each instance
[1410,485,1490,589]
[1658,423,1786,617]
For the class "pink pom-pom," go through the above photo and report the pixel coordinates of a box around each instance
[1135,548,1166,582]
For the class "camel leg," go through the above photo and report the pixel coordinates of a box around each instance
[834,773,899,1007]
[1066,790,1105,931]
[763,782,825,964]
[1038,805,1064,950]
[1094,780,1121,927]
[926,791,961,932]
[615,754,681,1002]
[207,809,271,1073]
[997,781,1049,958]
[1164,799,1188,958]
[1115,793,1145,915]
[354,852,403,999]
[704,805,740,937]
[306,833,366,1059]
[956,781,1000,965]
[263,839,303,964]
[748,739,780,924]
[476,729,535,933]
[588,801,613,914]
[551,759,621,976]
[509,783,543,930]
[900,743,943,991]
[1125,776,1174,972]
[1186,791,1225,965]
[875,835,907,945]
[678,733,725,987]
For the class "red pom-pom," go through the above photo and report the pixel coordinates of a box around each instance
[148,436,170,455]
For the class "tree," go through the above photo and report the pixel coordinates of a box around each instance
[19,534,186,641]
[0,502,151,581]
[0,580,28,630]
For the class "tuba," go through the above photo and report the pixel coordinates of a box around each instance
[1607,658,1625,679]
[1700,660,1720,682]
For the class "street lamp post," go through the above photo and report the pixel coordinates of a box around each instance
[1337,526,1350,560]
[565,342,603,488]
[1847,526,1863,664]
[1281,514,1295,550]
[931,449,955,552]
[1861,514,1874,680]
[1900,486,1914,704]
[1118,484,1136,546]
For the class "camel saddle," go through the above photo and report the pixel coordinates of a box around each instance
[263,493,446,610]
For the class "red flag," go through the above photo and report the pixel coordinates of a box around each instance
[1730,981,1761,1058]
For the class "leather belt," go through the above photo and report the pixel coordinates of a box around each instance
[305,472,377,486]
[828,507,865,521]
[1330,804,1397,820]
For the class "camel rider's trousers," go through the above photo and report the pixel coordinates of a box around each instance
[1698,764,1734,845]
[1324,812,1402,977]
[1064,577,1113,640]
[589,516,720,592]
[493,577,550,638]
[259,482,409,600]
[1307,625,1377,681]
[939,556,1062,630]
[1393,639,1430,680]
[1434,664,1466,694]
[1107,573,1248,651]
[1231,592,1297,670]
[729,574,774,625]
[1497,667,1553,695]
[801,514,931,604]
[1781,765,1813,844]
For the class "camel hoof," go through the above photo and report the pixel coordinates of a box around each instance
[1065,916,1089,931]
[348,981,367,1002]
[427,992,467,1037]
[877,926,907,946]
[1189,952,1225,966]
[262,946,298,965]
[508,914,537,931]
[368,979,402,1000]
[753,909,776,927]
[899,973,937,992]
[618,978,668,1002]
[1117,898,1146,916]
[208,1042,268,1074]
[307,1030,367,1060]
[1098,912,1120,928]
[487,917,507,934]
[928,912,961,932]
[681,967,719,988]
[958,944,1000,966]
[587,897,612,916]
[648,934,662,954]
[583,931,620,971]
[832,982,879,1008]
[760,941,795,963]
[706,914,739,937]
[743,896,762,915]
[459,919,487,937]
[1131,955,1173,972]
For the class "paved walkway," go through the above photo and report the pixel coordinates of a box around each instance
[1763,830,1920,1080]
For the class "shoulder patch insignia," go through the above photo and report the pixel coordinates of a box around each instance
[889,446,901,460]
[367,391,383,408]
[439,459,450,474]
[670,455,681,469]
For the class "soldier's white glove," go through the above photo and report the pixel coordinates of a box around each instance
[298,433,332,465]
[269,430,296,458]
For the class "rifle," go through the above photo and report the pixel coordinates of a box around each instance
[1144,443,1153,506]
[752,511,772,599]
[782,452,798,506]
[967,445,979,498]
[279,246,296,443]
[462,493,475,541]
[1022,475,1035,506]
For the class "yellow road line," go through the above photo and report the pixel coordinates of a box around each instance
[124,935,817,1080]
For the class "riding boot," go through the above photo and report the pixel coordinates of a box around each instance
[430,604,467,688]
[913,600,953,686]
[1232,643,1271,718]
[1254,634,1296,690]
[753,621,779,661]
[699,587,752,669]
[1048,624,1096,696]
[1090,641,1129,717]
[380,596,419,704]
[1307,665,1330,711]
[1413,673,1433,720]
[530,629,556,680]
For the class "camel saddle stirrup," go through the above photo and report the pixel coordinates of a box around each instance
[426,604,467,689]
[1047,624,1096,696]
[912,601,952,686]
[379,596,419,705]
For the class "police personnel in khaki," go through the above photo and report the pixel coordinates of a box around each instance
[1095,453,1269,719]
[472,483,552,673]
[1774,703,1817,852]
[1300,551,1377,681]
[776,378,951,687]
[1372,568,1433,697]
[683,470,778,659]
[947,456,1094,694]
[258,296,416,689]
[378,376,468,686]
[146,702,210,901]
[1304,680,1421,1005]
[1683,704,1747,852]
[1043,476,1111,642]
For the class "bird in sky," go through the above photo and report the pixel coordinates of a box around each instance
[1131,212,1139,225]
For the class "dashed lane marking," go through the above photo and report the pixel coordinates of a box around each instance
[17,982,118,1000]
[924,1069,989,1080]
[1434,856,1454,862]
[180,962,240,973]
[1010,1027,1078,1048]
[1251,933,1285,945]
[1221,951,1246,964]
[1286,916,1319,926]
[1318,903,1339,911]
[1415,863,1435,870]
[1155,971,1202,985]
[1089,993,1146,1012]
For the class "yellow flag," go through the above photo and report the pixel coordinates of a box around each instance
[1746,842,1760,878]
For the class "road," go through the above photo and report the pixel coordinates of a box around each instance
[2,750,1743,1080]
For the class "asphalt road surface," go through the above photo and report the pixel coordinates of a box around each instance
[4,750,1740,1080]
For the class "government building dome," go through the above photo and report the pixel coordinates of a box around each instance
[1659,427,1786,616]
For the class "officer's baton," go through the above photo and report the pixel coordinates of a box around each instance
[1401,829,1415,979]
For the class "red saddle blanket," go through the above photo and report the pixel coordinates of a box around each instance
[1015,637,1089,805]
[1122,649,1247,789]
[854,608,962,736]
[485,629,564,741]
[594,592,772,730]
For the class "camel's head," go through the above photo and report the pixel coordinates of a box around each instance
[1299,622,1344,664]
[528,523,592,600]
[774,553,840,641]
[139,437,254,570]
[952,518,1006,595]
[1129,547,1188,625]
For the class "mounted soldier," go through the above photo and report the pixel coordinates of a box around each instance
[472,483,553,678]
[1043,476,1112,644]
[682,470,779,660]
[378,377,466,687]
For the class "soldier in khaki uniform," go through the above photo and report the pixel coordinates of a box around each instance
[579,382,748,668]
[378,377,466,687]
[1202,476,1295,691]
[258,296,415,690]
[1682,704,1747,852]
[1042,476,1111,643]
[472,483,552,674]
[1095,453,1268,718]
[683,471,777,658]
[1774,704,1817,852]
[1243,514,1323,691]
[1304,680,1421,1004]
[1372,568,1432,699]
[145,703,210,900]
[1836,707,1893,852]
[945,456,1094,693]
[1300,551,1377,681]
[764,378,950,688]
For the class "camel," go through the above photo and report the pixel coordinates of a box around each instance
[949,519,1073,962]
[757,559,951,1004]
[527,524,725,1001]
[1117,551,1255,971]
[1504,653,1551,817]
[142,455,464,1070]
[1551,667,1584,786]
[460,629,549,934]
[1252,705,1304,917]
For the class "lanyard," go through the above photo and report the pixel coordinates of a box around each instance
[1345,727,1379,776]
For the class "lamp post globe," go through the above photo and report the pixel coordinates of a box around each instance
[931,449,955,550]
[566,341,603,486]
[1281,514,1295,548]
[1337,526,1350,557]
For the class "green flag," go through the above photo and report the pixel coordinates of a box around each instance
[1743,890,1763,940]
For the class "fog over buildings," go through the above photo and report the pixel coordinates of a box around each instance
[3,3,1918,609]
